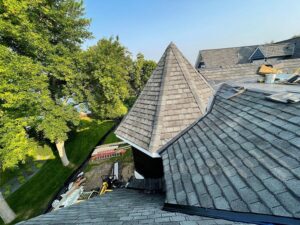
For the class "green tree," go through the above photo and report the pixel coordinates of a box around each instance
[0,0,91,167]
[0,1,91,221]
[0,45,46,169]
[0,45,48,223]
[82,37,132,119]
[130,53,156,95]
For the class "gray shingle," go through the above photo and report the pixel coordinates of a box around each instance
[160,84,300,220]
[20,189,249,225]
[115,43,213,153]
[214,197,230,210]
[230,199,249,212]
[196,39,298,70]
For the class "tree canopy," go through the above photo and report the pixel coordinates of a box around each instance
[0,0,91,168]
[80,37,132,119]
[0,45,46,169]
[0,1,156,170]
[0,1,156,223]
[130,53,156,96]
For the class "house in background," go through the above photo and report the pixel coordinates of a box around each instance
[196,37,300,88]
[115,43,213,180]
[195,37,300,69]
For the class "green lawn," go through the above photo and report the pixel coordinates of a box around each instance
[102,130,120,144]
[1,119,115,225]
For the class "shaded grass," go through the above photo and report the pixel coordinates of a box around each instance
[1,119,115,225]
[0,167,22,187]
[102,130,120,144]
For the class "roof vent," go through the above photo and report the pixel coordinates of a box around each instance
[266,92,300,103]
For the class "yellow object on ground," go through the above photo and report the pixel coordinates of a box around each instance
[99,182,113,195]
[258,65,281,75]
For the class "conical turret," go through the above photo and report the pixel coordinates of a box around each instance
[115,43,213,154]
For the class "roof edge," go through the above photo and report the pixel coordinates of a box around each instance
[199,44,259,52]
[163,203,300,225]
[115,134,161,158]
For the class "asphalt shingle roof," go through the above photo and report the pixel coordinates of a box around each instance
[258,43,294,58]
[196,37,300,69]
[160,84,300,221]
[19,189,249,225]
[115,43,213,153]
[198,64,260,88]
[197,45,258,68]
[198,57,300,89]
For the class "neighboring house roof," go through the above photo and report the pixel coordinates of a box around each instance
[277,36,300,58]
[18,189,250,225]
[198,64,260,88]
[196,45,258,68]
[159,84,300,224]
[198,57,300,89]
[196,37,300,69]
[115,43,213,154]
[254,43,295,59]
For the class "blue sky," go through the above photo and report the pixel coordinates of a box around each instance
[83,0,300,63]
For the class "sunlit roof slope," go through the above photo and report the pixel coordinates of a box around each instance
[160,84,300,224]
[115,43,213,154]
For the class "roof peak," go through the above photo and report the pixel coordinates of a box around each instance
[167,41,178,49]
[115,43,213,154]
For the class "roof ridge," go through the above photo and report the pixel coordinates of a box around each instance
[116,43,213,153]
[200,44,259,52]
[171,44,206,114]
[200,41,293,53]
[149,43,213,152]
[157,83,226,155]
[148,46,171,153]
[174,43,214,92]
